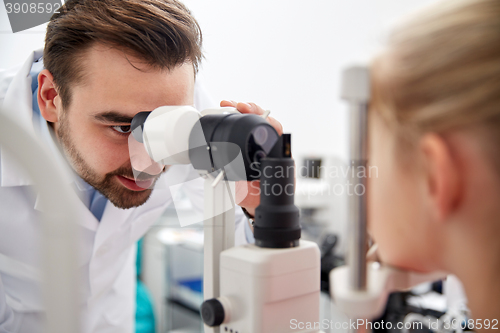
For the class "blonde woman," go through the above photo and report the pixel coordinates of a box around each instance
[368,0,500,327]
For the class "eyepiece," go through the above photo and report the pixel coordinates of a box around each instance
[188,113,279,181]
[130,111,151,143]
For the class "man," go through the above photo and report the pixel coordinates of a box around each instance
[0,0,282,332]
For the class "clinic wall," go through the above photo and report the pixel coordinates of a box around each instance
[0,0,437,161]
[182,0,437,161]
[0,1,46,68]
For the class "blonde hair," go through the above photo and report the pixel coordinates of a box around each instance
[372,0,500,171]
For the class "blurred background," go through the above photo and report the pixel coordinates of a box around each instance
[0,0,437,161]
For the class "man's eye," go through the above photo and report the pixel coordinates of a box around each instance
[112,125,132,134]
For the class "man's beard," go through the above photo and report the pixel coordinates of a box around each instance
[56,115,158,209]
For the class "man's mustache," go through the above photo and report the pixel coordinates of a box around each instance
[109,165,168,181]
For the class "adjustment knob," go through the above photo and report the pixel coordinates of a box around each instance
[201,298,225,327]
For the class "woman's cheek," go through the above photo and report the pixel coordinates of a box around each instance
[368,164,404,263]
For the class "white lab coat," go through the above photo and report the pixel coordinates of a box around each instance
[0,49,248,333]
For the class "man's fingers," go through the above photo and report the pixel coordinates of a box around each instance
[220,100,283,135]
[236,102,264,115]
[221,100,264,115]
[267,116,283,136]
[220,100,237,107]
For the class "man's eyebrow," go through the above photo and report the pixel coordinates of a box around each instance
[93,111,134,124]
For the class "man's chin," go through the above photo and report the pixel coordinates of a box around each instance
[107,187,153,209]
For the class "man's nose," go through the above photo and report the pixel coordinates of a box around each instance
[128,135,164,175]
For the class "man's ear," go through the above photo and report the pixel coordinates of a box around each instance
[419,133,462,222]
[37,69,61,123]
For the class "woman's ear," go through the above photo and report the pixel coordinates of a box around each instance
[37,69,61,123]
[419,133,462,222]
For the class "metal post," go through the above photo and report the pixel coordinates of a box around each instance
[203,173,235,333]
[341,66,370,291]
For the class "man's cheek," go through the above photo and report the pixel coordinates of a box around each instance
[97,131,128,158]
[101,147,129,172]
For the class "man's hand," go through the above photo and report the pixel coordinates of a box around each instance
[220,100,283,217]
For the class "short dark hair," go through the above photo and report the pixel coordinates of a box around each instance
[44,0,203,109]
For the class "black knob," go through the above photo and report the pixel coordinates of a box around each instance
[201,298,225,327]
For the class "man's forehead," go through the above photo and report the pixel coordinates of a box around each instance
[84,44,156,72]
[82,43,195,81]
[71,44,195,118]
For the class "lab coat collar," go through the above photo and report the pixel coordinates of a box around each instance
[0,48,45,187]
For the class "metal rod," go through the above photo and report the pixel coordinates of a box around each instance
[203,175,235,333]
[348,103,368,291]
[341,66,370,292]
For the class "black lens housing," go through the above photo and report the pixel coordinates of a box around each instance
[254,134,301,248]
[188,113,279,181]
